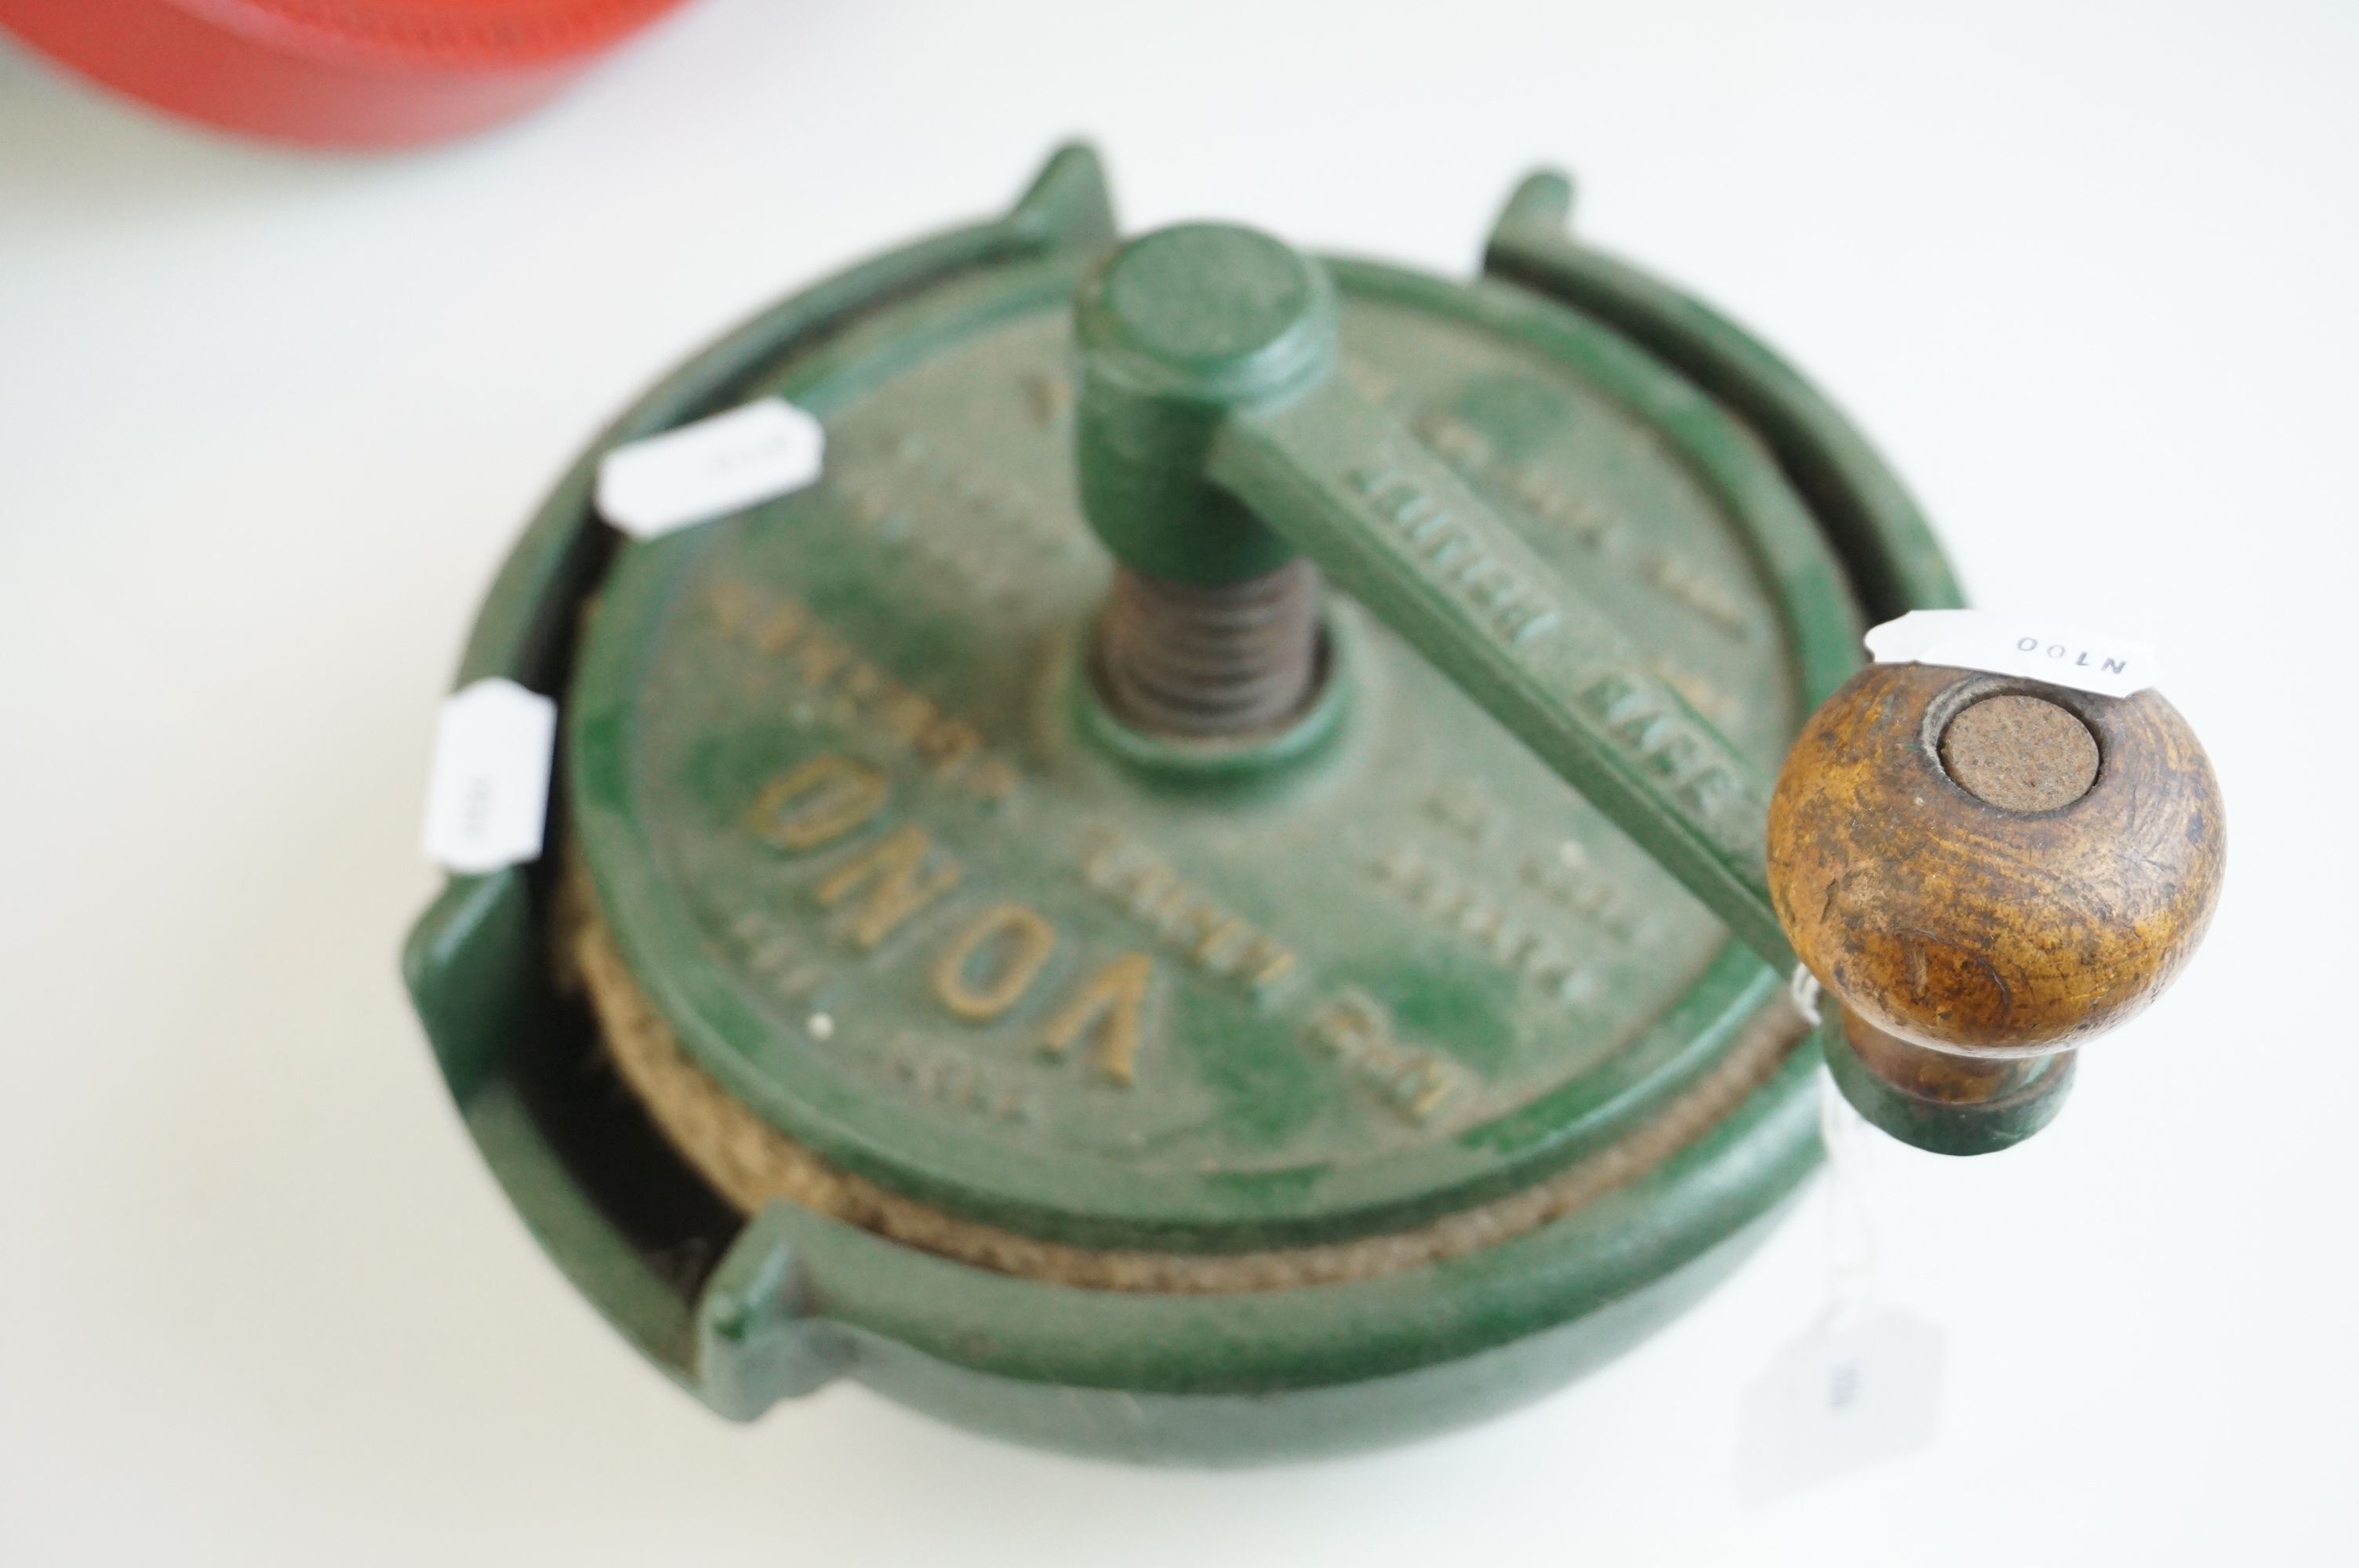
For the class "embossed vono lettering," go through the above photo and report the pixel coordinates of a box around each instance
[1640,550,1751,641]
[1373,845,1601,1007]
[831,422,1076,604]
[1656,660,1744,733]
[746,754,889,850]
[1413,408,1495,471]
[1578,670,1754,850]
[1424,779,1500,844]
[709,583,1016,804]
[1038,952,1154,1086]
[1384,410,1757,647]
[1518,838,1648,944]
[932,902,1058,1022]
[815,825,964,948]
[1502,466,1622,551]
[729,909,830,1005]
[1402,408,1627,553]
[1346,465,1562,646]
[739,756,1164,1085]
[1077,826,1297,998]
[881,1032,1041,1123]
[1303,991,1465,1123]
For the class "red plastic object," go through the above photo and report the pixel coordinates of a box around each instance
[0,0,695,149]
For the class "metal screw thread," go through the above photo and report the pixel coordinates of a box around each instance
[1094,560,1325,738]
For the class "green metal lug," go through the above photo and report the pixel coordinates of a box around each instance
[1004,141,1119,255]
[694,1204,853,1419]
[403,870,537,1105]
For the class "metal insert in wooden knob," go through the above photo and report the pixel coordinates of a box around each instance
[1768,662,2226,1152]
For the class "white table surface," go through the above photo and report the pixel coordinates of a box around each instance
[3,2,2354,1563]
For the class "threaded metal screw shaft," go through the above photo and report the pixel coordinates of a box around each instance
[1093,561,1325,738]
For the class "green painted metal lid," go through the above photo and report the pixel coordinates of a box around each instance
[568,230,1855,1256]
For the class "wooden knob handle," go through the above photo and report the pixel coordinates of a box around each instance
[1768,662,2225,1054]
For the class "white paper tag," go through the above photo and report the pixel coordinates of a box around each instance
[420,678,558,875]
[1865,609,2160,697]
[594,398,824,539]
[1739,1308,1946,1503]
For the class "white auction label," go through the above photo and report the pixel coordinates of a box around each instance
[594,398,824,539]
[421,678,558,875]
[1739,1308,1946,1503]
[1864,609,2160,697]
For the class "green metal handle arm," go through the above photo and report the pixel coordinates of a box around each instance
[1074,221,1794,969]
[1209,376,1792,970]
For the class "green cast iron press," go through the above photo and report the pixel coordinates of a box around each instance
[404,146,2223,1462]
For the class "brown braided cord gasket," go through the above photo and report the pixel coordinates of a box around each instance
[559,857,1808,1295]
